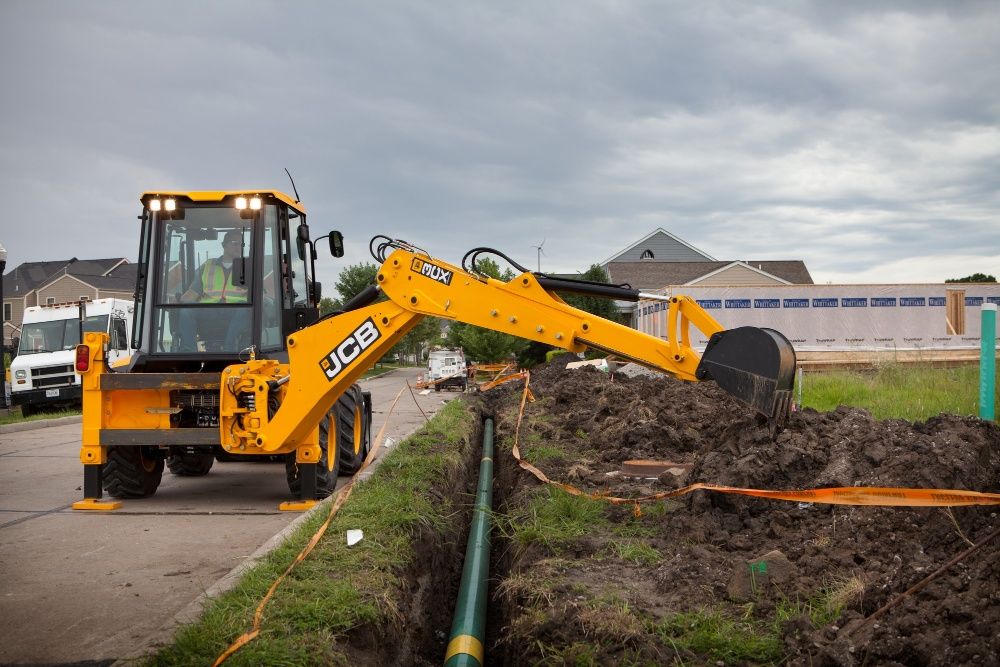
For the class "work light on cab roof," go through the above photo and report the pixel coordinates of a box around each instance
[234,196,262,211]
[147,198,176,212]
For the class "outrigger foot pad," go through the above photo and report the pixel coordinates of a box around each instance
[696,326,797,432]
[73,498,123,511]
[279,500,318,512]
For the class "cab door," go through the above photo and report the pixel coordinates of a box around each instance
[106,314,130,365]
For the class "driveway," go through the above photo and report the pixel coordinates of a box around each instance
[0,367,458,664]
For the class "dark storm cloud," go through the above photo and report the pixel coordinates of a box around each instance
[1,1,997,288]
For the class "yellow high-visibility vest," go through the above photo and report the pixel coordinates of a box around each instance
[200,260,248,303]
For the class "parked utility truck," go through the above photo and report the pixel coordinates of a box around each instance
[10,298,134,415]
[427,347,468,391]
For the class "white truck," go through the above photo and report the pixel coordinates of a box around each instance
[426,347,468,392]
[10,298,134,416]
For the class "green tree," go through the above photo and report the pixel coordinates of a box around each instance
[447,257,527,363]
[319,297,340,316]
[335,262,379,303]
[946,273,997,283]
[391,317,443,364]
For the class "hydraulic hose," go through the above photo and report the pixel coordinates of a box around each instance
[444,418,494,667]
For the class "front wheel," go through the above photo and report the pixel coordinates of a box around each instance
[104,446,164,499]
[336,384,371,476]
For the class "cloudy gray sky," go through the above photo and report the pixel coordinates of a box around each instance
[1,1,998,291]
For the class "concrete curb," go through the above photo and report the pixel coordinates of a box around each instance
[0,415,82,433]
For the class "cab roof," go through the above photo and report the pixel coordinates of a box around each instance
[139,190,306,215]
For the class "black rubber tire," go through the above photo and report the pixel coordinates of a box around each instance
[166,450,215,476]
[19,404,34,418]
[103,446,164,499]
[285,406,339,499]
[336,384,371,476]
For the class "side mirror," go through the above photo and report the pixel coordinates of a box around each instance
[296,223,310,261]
[329,231,345,258]
[10,337,18,359]
[313,282,322,302]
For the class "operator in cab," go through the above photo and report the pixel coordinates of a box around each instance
[177,229,250,352]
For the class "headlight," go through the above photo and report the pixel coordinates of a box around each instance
[235,197,248,210]
[164,198,176,211]
[15,370,26,379]
[149,199,162,211]
[249,196,262,210]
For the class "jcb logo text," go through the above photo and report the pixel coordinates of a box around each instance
[411,258,453,285]
[320,318,381,380]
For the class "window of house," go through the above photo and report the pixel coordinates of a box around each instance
[3,303,10,321]
[80,296,90,302]
[640,249,655,260]
[46,297,55,305]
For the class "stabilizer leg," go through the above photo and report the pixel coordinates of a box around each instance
[73,464,121,511]
[280,462,319,512]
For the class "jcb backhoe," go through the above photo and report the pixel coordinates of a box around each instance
[73,190,795,511]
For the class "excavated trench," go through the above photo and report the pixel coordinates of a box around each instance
[340,360,1000,665]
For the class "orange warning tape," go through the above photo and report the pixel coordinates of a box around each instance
[213,386,406,666]
[479,370,532,393]
[511,373,1000,509]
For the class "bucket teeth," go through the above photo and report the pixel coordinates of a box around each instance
[695,326,797,432]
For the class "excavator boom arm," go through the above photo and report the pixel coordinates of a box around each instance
[221,247,795,452]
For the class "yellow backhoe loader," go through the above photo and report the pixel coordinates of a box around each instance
[73,190,796,511]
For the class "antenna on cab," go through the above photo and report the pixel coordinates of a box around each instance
[284,168,301,203]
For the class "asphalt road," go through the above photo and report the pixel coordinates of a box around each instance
[0,367,458,665]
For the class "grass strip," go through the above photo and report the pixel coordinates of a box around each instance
[146,398,475,667]
[800,363,998,420]
[497,486,608,554]
[0,408,80,426]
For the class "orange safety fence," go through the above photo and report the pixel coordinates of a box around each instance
[213,386,407,666]
[511,372,1000,511]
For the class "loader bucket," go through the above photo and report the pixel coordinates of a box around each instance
[695,326,796,431]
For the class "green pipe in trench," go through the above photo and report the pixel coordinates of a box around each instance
[444,418,494,667]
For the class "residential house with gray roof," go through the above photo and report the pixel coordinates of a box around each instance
[2,258,136,349]
[599,229,812,325]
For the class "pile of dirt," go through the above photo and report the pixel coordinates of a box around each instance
[482,359,1000,666]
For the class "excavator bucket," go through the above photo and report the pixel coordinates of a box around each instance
[695,327,797,431]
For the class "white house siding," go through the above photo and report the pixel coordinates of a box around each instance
[637,284,1000,352]
[689,265,786,287]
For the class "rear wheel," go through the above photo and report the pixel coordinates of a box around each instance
[104,446,164,499]
[336,384,371,475]
[166,449,215,476]
[285,407,339,499]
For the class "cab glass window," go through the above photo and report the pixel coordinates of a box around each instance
[282,208,310,307]
[260,206,284,350]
